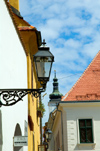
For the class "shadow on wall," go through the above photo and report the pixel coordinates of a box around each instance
[14,123,23,151]
[0,110,3,151]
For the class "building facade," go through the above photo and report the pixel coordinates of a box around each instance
[47,51,100,151]
[0,0,28,151]
[47,72,63,151]
[0,0,43,151]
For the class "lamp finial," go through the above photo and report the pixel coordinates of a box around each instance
[42,39,46,46]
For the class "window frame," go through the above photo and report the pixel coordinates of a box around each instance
[79,119,93,144]
[77,117,96,149]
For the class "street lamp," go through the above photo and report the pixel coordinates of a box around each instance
[45,128,52,142]
[34,39,54,88]
[0,40,54,106]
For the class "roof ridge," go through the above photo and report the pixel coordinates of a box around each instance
[62,50,100,101]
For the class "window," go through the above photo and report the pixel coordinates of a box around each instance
[79,119,93,143]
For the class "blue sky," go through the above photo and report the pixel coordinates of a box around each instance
[20,0,100,125]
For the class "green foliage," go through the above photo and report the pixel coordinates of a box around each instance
[37,102,45,116]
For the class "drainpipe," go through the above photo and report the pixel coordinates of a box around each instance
[50,112,55,130]
[49,113,55,151]
[57,105,64,151]
[39,94,42,145]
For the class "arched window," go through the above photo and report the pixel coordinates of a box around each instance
[14,123,23,151]
[14,123,22,136]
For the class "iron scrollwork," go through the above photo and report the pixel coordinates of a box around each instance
[0,88,44,106]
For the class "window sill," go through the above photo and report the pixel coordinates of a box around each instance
[77,143,96,149]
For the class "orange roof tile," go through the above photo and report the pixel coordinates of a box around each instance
[18,26,36,31]
[62,51,100,101]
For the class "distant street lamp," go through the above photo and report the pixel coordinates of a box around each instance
[0,40,54,106]
[45,128,52,142]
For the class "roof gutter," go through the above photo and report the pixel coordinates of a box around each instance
[60,100,100,104]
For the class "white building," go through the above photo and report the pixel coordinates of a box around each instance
[48,101,100,151]
[0,0,28,151]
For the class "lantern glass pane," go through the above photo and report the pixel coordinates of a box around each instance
[48,133,52,140]
[36,57,52,78]
[36,62,51,78]
[45,133,49,139]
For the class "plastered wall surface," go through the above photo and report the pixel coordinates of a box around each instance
[0,0,28,151]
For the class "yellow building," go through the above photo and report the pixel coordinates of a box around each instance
[7,0,42,150]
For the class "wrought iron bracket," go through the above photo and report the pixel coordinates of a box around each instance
[0,88,45,106]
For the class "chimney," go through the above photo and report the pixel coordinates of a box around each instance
[9,0,19,11]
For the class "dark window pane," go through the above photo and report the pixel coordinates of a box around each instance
[87,128,93,143]
[79,120,85,127]
[80,128,86,143]
[79,119,93,144]
[86,119,92,126]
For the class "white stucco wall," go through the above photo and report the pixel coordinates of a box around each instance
[50,103,100,151]
[62,103,100,151]
[0,0,28,151]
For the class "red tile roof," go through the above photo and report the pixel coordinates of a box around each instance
[62,51,100,101]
